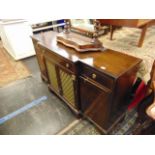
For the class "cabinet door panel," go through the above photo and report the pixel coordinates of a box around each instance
[80,77,111,129]
[59,68,76,108]
[46,59,59,93]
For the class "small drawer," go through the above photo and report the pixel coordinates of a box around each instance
[59,59,75,72]
[80,65,114,90]
[44,48,76,73]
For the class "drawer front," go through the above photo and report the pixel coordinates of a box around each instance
[58,58,75,73]
[44,48,76,73]
[80,65,114,90]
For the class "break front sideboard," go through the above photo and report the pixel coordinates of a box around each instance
[31,31,142,134]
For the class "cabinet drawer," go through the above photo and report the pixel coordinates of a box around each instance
[59,58,75,73]
[44,48,76,73]
[80,65,114,90]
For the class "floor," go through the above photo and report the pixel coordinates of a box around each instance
[0,56,76,135]
[0,55,140,135]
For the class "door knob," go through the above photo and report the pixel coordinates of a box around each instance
[92,73,97,79]
[66,63,69,68]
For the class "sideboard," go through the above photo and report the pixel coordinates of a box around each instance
[31,31,142,134]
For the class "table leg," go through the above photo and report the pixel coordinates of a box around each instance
[138,25,148,47]
[110,25,114,40]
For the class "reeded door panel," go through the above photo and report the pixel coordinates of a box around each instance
[59,68,76,108]
[45,60,59,93]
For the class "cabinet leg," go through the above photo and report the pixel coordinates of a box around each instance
[47,84,54,93]
[138,26,148,47]
[41,74,48,83]
[41,75,45,82]
[76,112,82,119]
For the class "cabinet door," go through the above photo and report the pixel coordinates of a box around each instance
[59,68,77,108]
[79,76,111,129]
[45,59,59,93]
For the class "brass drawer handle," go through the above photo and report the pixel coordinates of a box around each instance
[72,75,76,81]
[66,63,69,68]
[92,73,97,79]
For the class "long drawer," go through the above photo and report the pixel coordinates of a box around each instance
[79,63,115,90]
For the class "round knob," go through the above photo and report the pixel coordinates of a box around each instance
[92,73,97,79]
[66,63,69,68]
[72,75,76,81]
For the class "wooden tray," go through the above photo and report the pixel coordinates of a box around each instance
[56,32,103,52]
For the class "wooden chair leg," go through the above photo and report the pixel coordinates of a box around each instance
[138,25,148,47]
[110,25,114,40]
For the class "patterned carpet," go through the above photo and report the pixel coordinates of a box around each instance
[99,26,155,83]
[62,109,137,135]
[0,42,31,87]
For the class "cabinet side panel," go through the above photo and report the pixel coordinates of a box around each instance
[32,40,48,81]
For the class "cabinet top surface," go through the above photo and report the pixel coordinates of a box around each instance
[32,31,142,77]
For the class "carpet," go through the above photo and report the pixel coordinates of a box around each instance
[0,42,31,87]
[99,26,155,83]
[61,109,137,135]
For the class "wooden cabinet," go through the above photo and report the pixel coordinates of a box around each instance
[31,31,142,134]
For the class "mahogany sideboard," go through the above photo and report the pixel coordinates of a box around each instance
[31,31,142,134]
[98,19,155,47]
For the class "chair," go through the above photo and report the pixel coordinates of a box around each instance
[98,19,155,47]
[132,60,155,134]
[146,81,155,120]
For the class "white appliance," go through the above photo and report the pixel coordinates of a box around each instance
[0,19,35,60]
